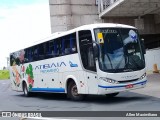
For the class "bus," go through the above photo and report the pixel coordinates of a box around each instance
[9,23,147,100]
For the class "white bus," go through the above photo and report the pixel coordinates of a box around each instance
[9,23,147,100]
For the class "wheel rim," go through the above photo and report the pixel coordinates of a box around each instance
[71,85,78,96]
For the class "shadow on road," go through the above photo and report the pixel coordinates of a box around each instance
[14,92,149,104]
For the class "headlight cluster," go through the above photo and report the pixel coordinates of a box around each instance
[139,73,146,80]
[100,77,119,84]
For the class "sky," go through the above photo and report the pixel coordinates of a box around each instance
[0,0,51,69]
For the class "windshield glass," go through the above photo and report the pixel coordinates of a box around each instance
[94,28,145,73]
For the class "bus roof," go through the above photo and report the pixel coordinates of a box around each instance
[34,23,136,45]
[76,23,136,31]
[11,23,136,53]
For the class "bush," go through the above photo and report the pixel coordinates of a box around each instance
[0,70,10,80]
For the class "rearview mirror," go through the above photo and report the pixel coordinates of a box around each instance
[140,38,146,54]
[93,42,99,58]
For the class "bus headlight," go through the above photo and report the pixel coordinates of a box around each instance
[139,73,146,80]
[100,77,119,84]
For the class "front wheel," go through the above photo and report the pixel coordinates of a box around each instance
[67,81,85,101]
[105,92,119,98]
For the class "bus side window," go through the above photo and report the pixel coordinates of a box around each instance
[45,40,55,59]
[63,35,71,55]
[24,49,29,63]
[48,40,55,58]
[38,43,45,60]
[28,47,33,62]
[78,30,96,72]
[10,54,14,66]
[53,40,57,56]
[71,33,77,53]
[44,42,50,59]
[63,32,77,55]
[53,38,62,57]
[33,45,39,61]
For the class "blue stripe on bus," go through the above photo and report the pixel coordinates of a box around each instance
[31,88,65,92]
[98,80,147,89]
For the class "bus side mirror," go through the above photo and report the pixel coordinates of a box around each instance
[93,42,99,58]
[141,38,146,54]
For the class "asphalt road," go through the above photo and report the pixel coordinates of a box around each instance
[0,74,160,120]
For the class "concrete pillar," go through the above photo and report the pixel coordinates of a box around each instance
[49,0,72,33]
[49,0,99,33]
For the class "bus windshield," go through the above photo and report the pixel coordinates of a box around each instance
[94,28,145,73]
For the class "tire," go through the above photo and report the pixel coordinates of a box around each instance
[23,82,31,97]
[67,81,84,101]
[105,92,119,98]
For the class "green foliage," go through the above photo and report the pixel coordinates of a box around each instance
[0,70,10,80]
[29,84,32,91]
[26,64,33,79]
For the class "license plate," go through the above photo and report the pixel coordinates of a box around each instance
[125,84,133,89]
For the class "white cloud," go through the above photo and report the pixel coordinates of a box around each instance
[0,1,51,69]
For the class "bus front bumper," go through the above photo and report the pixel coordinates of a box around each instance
[97,80,147,94]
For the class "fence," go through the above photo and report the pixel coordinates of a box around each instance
[98,0,119,13]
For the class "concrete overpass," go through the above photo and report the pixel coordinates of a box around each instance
[97,0,160,50]
[99,0,160,17]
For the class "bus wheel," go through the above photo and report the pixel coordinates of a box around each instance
[105,92,119,98]
[67,81,84,101]
[23,82,30,97]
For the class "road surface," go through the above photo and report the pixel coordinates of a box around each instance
[0,74,160,120]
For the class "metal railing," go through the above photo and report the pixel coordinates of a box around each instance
[98,0,118,13]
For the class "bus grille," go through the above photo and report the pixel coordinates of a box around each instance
[118,79,139,84]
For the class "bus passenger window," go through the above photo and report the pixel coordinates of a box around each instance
[38,44,45,60]
[27,48,33,62]
[48,40,54,57]
[71,33,77,53]
[62,33,77,55]
[44,42,50,59]
[53,38,62,57]
[64,40,70,55]
[33,46,38,61]
[72,42,77,53]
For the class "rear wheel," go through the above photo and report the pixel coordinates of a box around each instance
[23,82,31,97]
[67,81,84,101]
[105,92,119,98]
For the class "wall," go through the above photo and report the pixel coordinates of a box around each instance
[154,14,160,34]
[145,48,160,72]
[49,0,99,33]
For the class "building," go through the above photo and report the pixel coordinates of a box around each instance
[49,0,160,72]
[49,0,99,33]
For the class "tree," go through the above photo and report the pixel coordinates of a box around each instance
[3,66,6,70]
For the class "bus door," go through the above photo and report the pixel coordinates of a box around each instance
[78,30,98,94]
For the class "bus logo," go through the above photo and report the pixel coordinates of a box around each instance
[35,62,66,70]
[69,61,78,67]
